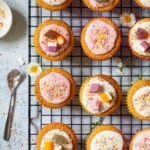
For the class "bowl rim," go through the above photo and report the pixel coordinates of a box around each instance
[0,0,13,38]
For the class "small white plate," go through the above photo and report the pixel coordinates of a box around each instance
[0,0,13,38]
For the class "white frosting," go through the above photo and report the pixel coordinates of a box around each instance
[132,130,150,150]
[89,0,114,8]
[133,86,150,117]
[82,77,117,114]
[129,21,150,56]
[91,130,124,150]
[140,0,150,7]
[43,0,66,5]
[40,129,73,150]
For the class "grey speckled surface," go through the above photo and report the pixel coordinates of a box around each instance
[0,0,28,149]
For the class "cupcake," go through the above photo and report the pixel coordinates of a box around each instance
[127,80,150,120]
[34,19,74,61]
[81,18,121,60]
[79,74,122,116]
[134,0,150,9]
[86,125,126,150]
[37,122,77,150]
[129,128,150,150]
[128,18,150,60]
[36,0,72,11]
[35,68,76,109]
[83,0,120,12]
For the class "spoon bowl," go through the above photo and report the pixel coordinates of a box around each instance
[7,69,22,93]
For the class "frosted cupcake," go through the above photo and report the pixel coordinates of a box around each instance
[83,0,120,12]
[134,0,150,9]
[34,19,74,61]
[81,18,121,60]
[86,125,126,150]
[128,18,150,60]
[80,75,122,116]
[37,122,77,150]
[129,128,150,150]
[127,80,150,120]
[36,0,72,11]
[35,68,76,109]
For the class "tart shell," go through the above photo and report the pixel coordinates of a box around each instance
[37,122,77,150]
[35,68,76,109]
[134,0,150,9]
[34,19,74,61]
[79,74,122,116]
[127,80,150,120]
[83,0,120,12]
[36,0,72,11]
[86,125,127,150]
[81,18,121,60]
[128,18,150,60]
[129,128,150,150]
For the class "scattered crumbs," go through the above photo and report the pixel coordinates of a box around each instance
[17,56,26,67]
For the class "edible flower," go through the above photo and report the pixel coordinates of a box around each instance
[120,12,136,27]
[28,63,42,77]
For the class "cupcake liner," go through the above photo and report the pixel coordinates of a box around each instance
[36,0,72,11]
[134,0,150,9]
[86,125,127,150]
[79,74,122,116]
[81,18,121,60]
[126,80,150,121]
[35,68,76,109]
[34,19,74,61]
[37,122,77,150]
[83,0,120,12]
[128,18,150,60]
[129,128,150,150]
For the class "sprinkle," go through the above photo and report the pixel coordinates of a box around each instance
[120,12,136,27]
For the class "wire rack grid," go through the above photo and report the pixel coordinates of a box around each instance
[29,0,150,150]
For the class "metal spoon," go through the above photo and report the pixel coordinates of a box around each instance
[4,69,22,141]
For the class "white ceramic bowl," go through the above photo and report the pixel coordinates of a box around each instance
[0,0,13,38]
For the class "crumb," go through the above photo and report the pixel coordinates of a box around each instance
[17,56,26,66]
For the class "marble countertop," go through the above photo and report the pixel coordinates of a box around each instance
[0,0,28,149]
[0,0,150,150]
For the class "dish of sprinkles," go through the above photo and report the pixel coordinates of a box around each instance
[0,7,5,30]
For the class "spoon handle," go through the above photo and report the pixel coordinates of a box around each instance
[4,94,15,141]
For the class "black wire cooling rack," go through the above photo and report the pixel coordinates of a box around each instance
[28,0,150,149]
